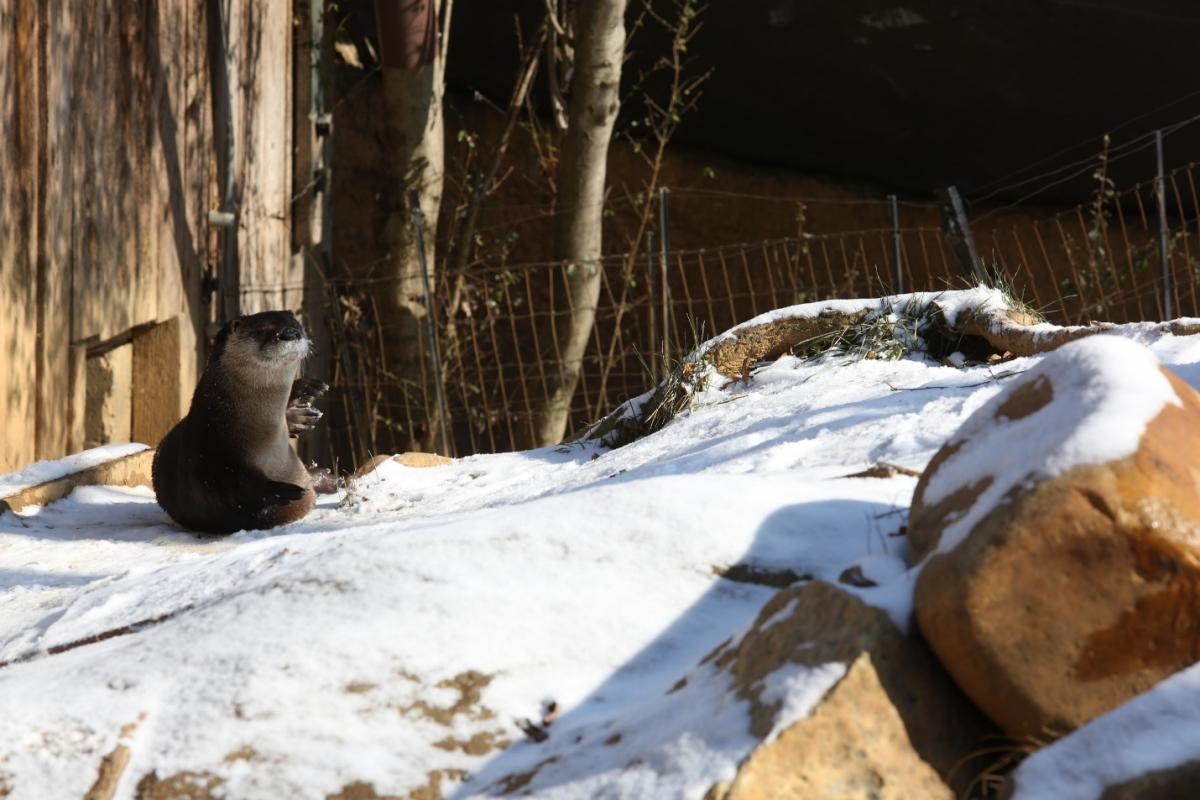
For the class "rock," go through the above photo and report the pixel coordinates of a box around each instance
[719,653,954,800]
[1012,761,1200,800]
[1097,762,1200,800]
[909,336,1200,740]
[351,451,453,478]
[708,581,995,799]
[393,452,453,469]
[837,564,878,588]
[1002,660,1200,799]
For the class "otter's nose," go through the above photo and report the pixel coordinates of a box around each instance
[279,324,303,342]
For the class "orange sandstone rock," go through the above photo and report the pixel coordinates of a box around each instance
[909,336,1200,739]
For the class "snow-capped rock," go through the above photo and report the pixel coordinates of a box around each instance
[910,335,1200,739]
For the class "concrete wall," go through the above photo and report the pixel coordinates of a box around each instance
[0,0,295,472]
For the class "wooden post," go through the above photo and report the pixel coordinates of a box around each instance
[646,230,658,380]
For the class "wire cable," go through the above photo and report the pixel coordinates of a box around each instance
[965,90,1200,201]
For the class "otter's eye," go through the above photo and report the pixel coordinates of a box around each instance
[279,326,302,342]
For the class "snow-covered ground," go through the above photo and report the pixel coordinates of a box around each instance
[4,300,1200,799]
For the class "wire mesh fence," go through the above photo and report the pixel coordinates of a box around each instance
[238,160,1200,463]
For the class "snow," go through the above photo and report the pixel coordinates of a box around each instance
[919,335,1179,557]
[715,297,877,336]
[1010,662,1200,799]
[758,597,800,633]
[1,293,1199,798]
[0,443,149,496]
[758,662,848,744]
[926,285,1006,326]
[708,286,1006,350]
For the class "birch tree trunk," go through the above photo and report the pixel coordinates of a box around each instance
[374,0,448,452]
[534,0,627,445]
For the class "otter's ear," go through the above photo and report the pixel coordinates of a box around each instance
[229,319,241,333]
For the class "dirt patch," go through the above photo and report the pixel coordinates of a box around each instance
[135,771,224,800]
[325,772,467,800]
[328,782,401,800]
[222,746,262,763]
[405,670,495,726]
[344,681,378,694]
[432,730,510,756]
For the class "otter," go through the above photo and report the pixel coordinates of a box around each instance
[152,310,330,535]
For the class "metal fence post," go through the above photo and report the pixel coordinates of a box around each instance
[409,190,453,456]
[937,186,987,285]
[658,187,672,372]
[1156,129,1173,320]
[206,0,239,322]
[646,230,658,379]
[889,193,903,293]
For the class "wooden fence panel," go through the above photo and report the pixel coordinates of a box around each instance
[0,0,295,472]
[0,0,40,471]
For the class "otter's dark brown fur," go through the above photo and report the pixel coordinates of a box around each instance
[152,310,327,535]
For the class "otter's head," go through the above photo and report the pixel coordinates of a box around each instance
[210,310,310,383]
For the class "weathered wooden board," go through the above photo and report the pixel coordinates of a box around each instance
[67,343,87,453]
[66,2,148,343]
[37,1,75,460]
[131,316,183,447]
[0,1,41,472]
[85,344,133,449]
[150,0,205,421]
[0,448,155,513]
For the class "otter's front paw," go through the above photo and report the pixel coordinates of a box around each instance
[287,405,324,437]
[289,377,329,405]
